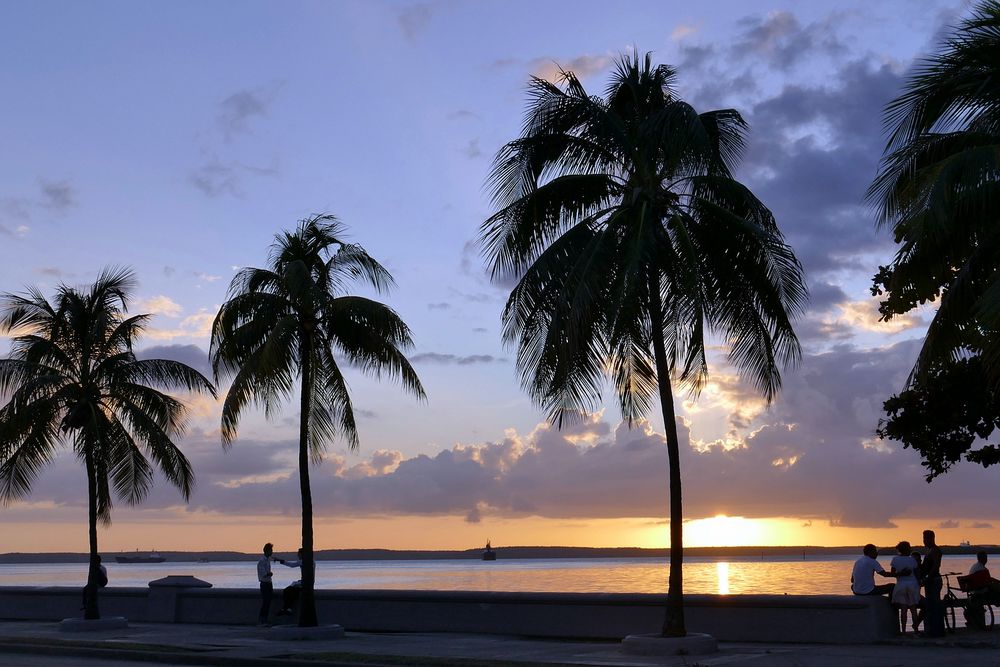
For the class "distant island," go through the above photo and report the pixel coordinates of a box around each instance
[1,544,996,564]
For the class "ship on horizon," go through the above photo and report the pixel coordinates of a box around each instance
[115,550,165,564]
[482,540,496,561]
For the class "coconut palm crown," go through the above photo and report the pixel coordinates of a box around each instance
[480,52,806,636]
[210,214,425,627]
[0,267,215,619]
[868,0,1000,385]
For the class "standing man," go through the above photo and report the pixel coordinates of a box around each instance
[257,543,274,626]
[851,544,895,596]
[920,530,946,637]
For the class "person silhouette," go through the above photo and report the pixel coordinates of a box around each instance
[890,541,920,634]
[969,550,988,575]
[80,554,107,610]
[851,544,894,596]
[257,543,275,626]
[919,530,945,637]
[275,548,308,616]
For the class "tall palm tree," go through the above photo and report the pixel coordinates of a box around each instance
[211,214,425,627]
[0,268,215,620]
[480,53,806,637]
[868,0,1000,386]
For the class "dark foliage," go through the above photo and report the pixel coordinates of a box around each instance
[878,355,1000,479]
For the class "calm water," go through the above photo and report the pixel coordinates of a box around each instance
[0,555,981,595]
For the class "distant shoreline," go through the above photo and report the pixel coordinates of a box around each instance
[1,544,996,564]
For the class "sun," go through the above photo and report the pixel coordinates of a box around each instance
[684,515,763,547]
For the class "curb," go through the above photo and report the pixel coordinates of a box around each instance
[0,643,380,667]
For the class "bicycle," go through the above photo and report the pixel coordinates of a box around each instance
[941,571,963,632]
[939,570,998,632]
[957,570,998,631]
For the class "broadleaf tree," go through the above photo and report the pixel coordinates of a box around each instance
[868,2,1000,475]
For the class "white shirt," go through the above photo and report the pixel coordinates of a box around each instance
[257,555,272,583]
[851,555,886,594]
[970,562,987,575]
[282,559,303,586]
[891,555,917,586]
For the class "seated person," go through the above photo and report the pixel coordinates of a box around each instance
[970,551,988,575]
[851,544,895,596]
[80,554,108,610]
[276,548,307,616]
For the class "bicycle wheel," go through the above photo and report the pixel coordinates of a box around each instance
[943,592,958,632]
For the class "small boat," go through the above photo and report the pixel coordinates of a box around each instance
[116,550,166,564]
[482,540,496,561]
[960,540,972,548]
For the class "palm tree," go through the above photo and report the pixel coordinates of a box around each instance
[868,0,1000,386]
[210,214,426,627]
[0,268,215,620]
[480,53,806,637]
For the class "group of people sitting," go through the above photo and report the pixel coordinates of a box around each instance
[851,529,999,635]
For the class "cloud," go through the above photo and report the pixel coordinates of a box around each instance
[189,84,282,196]
[834,299,924,335]
[38,180,76,211]
[738,60,904,275]
[218,85,281,139]
[136,344,213,378]
[189,157,279,198]
[427,302,451,311]
[147,310,215,342]
[166,368,999,526]
[732,10,845,70]
[807,282,849,312]
[0,224,30,239]
[34,266,68,278]
[137,295,183,318]
[190,159,242,197]
[0,196,31,222]
[0,180,77,236]
[529,54,612,83]
[11,337,1000,531]
[666,10,913,281]
[463,139,483,159]
[410,353,505,365]
[448,110,479,121]
[671,23,699,41]
[397,3,432,40]
[938,519,960,529]
[971,522,994,529]
[795,298,926,344]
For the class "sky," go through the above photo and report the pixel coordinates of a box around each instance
[1,0,997,553]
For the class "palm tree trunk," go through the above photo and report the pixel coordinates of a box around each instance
[648,273,686,637]
[298,335,318,628]
[83,445,100,621]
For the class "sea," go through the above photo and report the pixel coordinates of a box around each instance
[0,555,982,595]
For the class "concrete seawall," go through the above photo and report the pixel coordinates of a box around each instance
[0,586,898,643]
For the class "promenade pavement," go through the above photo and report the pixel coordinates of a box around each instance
[0,620,998,667]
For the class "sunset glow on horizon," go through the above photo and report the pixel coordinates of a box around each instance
[2,1,999,555]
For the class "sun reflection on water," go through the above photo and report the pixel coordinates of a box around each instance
[716,561,729,594]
